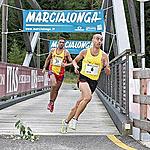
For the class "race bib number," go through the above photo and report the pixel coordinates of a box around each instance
[53,57,63,66]
[85,64,99,75]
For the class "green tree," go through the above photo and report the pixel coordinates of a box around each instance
[8,39,26,64]
[0,0,149,68]
[145,2,150,68]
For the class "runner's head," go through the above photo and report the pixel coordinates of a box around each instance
[92,34,103,49]
[58,37,66,49]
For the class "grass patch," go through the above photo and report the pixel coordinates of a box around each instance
[64,71,78,84]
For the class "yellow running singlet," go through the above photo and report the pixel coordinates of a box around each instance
[80,48,103,80]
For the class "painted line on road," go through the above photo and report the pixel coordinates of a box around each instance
[107,135,137,150]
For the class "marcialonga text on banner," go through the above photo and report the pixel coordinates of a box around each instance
[23,10,104,32]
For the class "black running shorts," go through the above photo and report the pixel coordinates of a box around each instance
[77,73,98,93]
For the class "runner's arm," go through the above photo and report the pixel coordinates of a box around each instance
[63,50,73,67]
[102,52,110,76]
[73,49,86,74]
[42,50,53,73]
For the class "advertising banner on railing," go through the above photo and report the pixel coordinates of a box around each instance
[23,10,104,32]
[0,63,6,97]
[49,40,92,54]
[0,62,50,98]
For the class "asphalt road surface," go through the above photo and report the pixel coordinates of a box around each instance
[0,135,149,150]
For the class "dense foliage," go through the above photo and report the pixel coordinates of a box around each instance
[145,2,150,68]
[8,39,26,64]
[0,0,149,67]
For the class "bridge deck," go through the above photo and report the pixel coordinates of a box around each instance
[0,83,119,135]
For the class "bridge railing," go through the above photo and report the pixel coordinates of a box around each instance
[96,49,131,134]
[0,62,50,101]
[133,69,150,140]
[97,49,130,115]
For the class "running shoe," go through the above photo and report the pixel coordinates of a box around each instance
[47,101,54,112]
[69,118,78,130]
[61,119,68,134]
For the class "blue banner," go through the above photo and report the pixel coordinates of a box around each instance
[23,10,104,32]
[49,40,92,54]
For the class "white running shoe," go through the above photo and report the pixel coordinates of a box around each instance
[69,118,78,130]
[61,119,68,134]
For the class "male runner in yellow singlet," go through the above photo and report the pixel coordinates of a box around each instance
[61,34,110,133]
[42,37,72,112]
